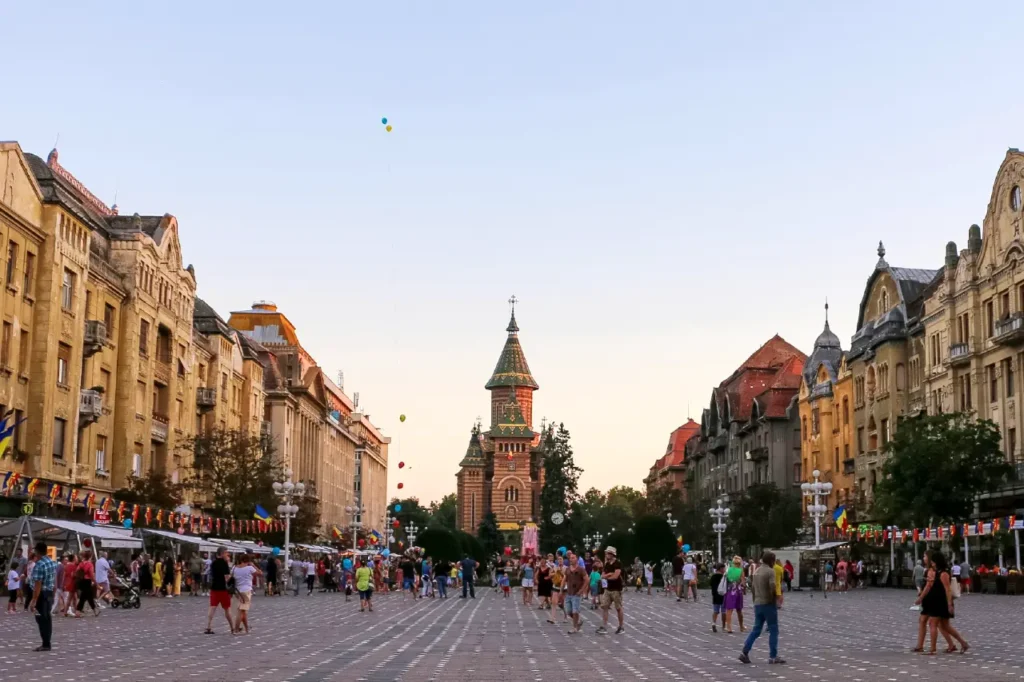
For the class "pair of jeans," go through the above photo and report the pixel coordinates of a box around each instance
[743,604,779,659]
[462,579,475,598]
[34,590,53,648]
[436,577,447,598]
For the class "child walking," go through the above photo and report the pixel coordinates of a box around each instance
[709,563,726,633]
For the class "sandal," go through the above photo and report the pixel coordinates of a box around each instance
[961,644,970,655]
[911,647,924,653]
[944,646,957,654]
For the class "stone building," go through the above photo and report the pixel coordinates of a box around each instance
[846,243,936,509]
[686,336,805,502]
[456,305,545,532]
[797,305,856,515]
[643,419,700,498]
[917,149,1024,515]
[228,301,389,534]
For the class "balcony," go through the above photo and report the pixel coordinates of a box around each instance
[197,387,217,411]
[947,343,971,366]
[843,458,856,475]
[83,320,107,358]
[994,313,1024,345]
[745,446,769,462]
[79,389,103,427]
[151,413,169,443]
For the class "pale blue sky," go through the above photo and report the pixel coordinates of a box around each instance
[4,3,1023,503]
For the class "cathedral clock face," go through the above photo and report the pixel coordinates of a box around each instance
[551,512,565,526]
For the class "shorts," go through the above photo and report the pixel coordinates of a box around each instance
[97,582,109,594]
[8,590,17,603]
[359,589,373,600]
[209,590,231,609]
[192,572,202,587]
[403,579,414,591]
[236,591,252,611]
[521,578,534,588]
[713,603,724,614]
[600,590,623,610]
[565,595,582,614]
[590,584,599,597]
[825,574,834,583]
[673,575,684,589]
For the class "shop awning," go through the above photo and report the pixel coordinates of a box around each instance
[139,528,221,553]
[0,517,142,550]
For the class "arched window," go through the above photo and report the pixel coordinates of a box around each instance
[896,363,906,391]
[842,397,850,425]
[880,288,889,312]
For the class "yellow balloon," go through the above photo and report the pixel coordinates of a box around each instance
[399,414,406,423]
[385,124,393,132]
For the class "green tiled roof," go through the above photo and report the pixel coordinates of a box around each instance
[485,312,539,390]
[488,392,535,439]
[459,424,486,467]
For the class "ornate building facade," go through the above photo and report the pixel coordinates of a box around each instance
[797,305,856,513]
[644,419,699,498]
[456,305,544,532]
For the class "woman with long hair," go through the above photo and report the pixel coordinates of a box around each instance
[722,555,746,634]
[536,555,553,610]
[914,552,967,654]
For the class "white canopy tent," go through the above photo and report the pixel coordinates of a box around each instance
[234,540,272,555]
[0,516,142,555]
[138,528,222,555]
[205,538,252,554]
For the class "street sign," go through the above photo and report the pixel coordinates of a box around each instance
[93,510,110,525]
[21,502,33,515]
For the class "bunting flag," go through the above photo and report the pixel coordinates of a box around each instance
[85,492,96,512]
[116,500,126,522]
[156,509,164,528]
[3,472,20,495]
[964,523,970,537]
[26,478,40,496]
[977,521,984,535]
[1011,515,1017,530]
[994,518,1002,533]
[168,512,176,527]
[48,483,61,505]
[912,529,919,543]
[949,524,956,538]
[145,506,152,525]
[132,504,140,524]
[67,488,79,510]
[101,497,112,512]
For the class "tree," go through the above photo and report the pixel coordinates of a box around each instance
[114,471,184,510]
[874,412,1012,527]
[633,515,677,563]
[477,512,502,559]
[428,493,458,531]
[417,527,462,562]
[726,484,801,556]
[539,423,583,553]
[390,497,432,545]
[456,531,486,569]
[603,529,635,567]
[606,485,644,518]
[635,483,686,520]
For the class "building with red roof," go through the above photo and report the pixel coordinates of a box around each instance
[644,419,701,498]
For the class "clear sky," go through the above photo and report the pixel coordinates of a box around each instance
[4,3,1024,504]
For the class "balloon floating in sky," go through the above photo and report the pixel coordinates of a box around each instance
[398,462,405,469]
[381,117,388,125]
[399,414,406,423]
[385,124,393,132]
[392,519,400,528]
[682,544,691,553]
[397,482,404,489]
[395,504,402,512]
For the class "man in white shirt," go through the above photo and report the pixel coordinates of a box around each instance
[682,557,698,602]
[95,551,113,607]
[305,560,316,595]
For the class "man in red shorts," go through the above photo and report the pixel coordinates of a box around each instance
[204,547,233,634]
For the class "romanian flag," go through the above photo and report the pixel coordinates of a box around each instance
[0,409,23,458]
[833,505,849,532]
[331,525,342,540]
[254,504,272,523]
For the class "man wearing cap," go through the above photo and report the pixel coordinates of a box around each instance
[596,546,625,635]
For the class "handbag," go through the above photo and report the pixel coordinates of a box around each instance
[716,577,727,596]
[949,571,961,599]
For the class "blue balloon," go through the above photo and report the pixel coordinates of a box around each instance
[394,504,402,512]
[557,546,566,556]
[381,117,388,125]
[272,547,281,556]
[682,544,691,553]
[342,558,353,571]
[122,519,133,529]
[382,549,390,557]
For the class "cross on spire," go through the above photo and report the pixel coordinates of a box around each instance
[506,295,520,334]
[508,294,518,313]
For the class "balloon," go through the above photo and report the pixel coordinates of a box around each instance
[381,117,388,125]
[123,519,133,529]
[358,539,366,547]
[682,544,691,553]
[382,549,390,557]
[399,462,405,469]
[83,538,93,548]
[392,519,400,528]
[398,541,404,548]
[342,558,352,570]
[385,125,393,132]
[399,414,406,422]
[397,482,404,489]
[395,504,402,512]
[556,546,566,556]
[504,546,512,555]
[272,547,281,556]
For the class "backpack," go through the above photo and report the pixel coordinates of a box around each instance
[949,572,961,599]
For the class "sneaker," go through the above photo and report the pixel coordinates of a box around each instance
[615,626,624,634]
[596,626,608,635]
[712,625,718,633]
[738,653,751,664]
[769,657,786,665]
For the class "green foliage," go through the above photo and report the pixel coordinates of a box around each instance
[634,483,686,520]
[428,493,458,531]
[602,529,635,566]
[632,515,678,562]
[476,512,502,558]
[874,413,1012,527]
[417,527,462,563]
[389,497,432,545]
[114,471,184,510]
[726,483,801,556]
[456,531,486,566]
[539,423,583,552]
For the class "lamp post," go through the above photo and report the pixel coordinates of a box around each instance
[345,504,366,553]
[406,522,420,548]
[384,511,395,547]
[709,498,730,563]
[666,512,679,532]
[272,469,305,571]
[801,469,833,550]
[591,531,603,550]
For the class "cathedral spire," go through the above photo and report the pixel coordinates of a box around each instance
[486,297,539,390]
[507,294,519,334]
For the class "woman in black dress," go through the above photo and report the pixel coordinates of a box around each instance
[138,554,153,595]
[914,552,965,653]
[536,554,553,610]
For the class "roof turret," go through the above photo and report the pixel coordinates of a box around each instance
[485,296,539,390]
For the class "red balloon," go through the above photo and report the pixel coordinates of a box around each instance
[358,538,365,547]
[392,519,400,528]
[397,482,404,489]
[398,462,405,469]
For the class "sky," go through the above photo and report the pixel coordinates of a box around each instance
[3,3,1024,504]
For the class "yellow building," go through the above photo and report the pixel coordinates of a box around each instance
[798,305,855,514]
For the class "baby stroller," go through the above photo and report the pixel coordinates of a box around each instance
[110,574,141,609]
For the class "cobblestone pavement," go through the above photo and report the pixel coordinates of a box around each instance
[0,586,1019,681]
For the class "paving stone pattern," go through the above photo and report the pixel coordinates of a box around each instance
[0,586,1019,681]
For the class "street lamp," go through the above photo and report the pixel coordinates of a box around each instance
[666,512,679,531]
[384,511,395,547]
[272,469,305,571]
[406,522,420,548]
[593,531,604,550]
[709,498,730,563]
[801,469,833,549]
[345,504,366,553]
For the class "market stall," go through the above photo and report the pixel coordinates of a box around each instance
[138,528,221,558]
[0,516,142,558]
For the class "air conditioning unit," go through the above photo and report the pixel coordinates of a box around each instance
[744,451,752,461]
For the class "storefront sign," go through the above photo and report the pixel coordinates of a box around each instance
[93,510,111,525]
